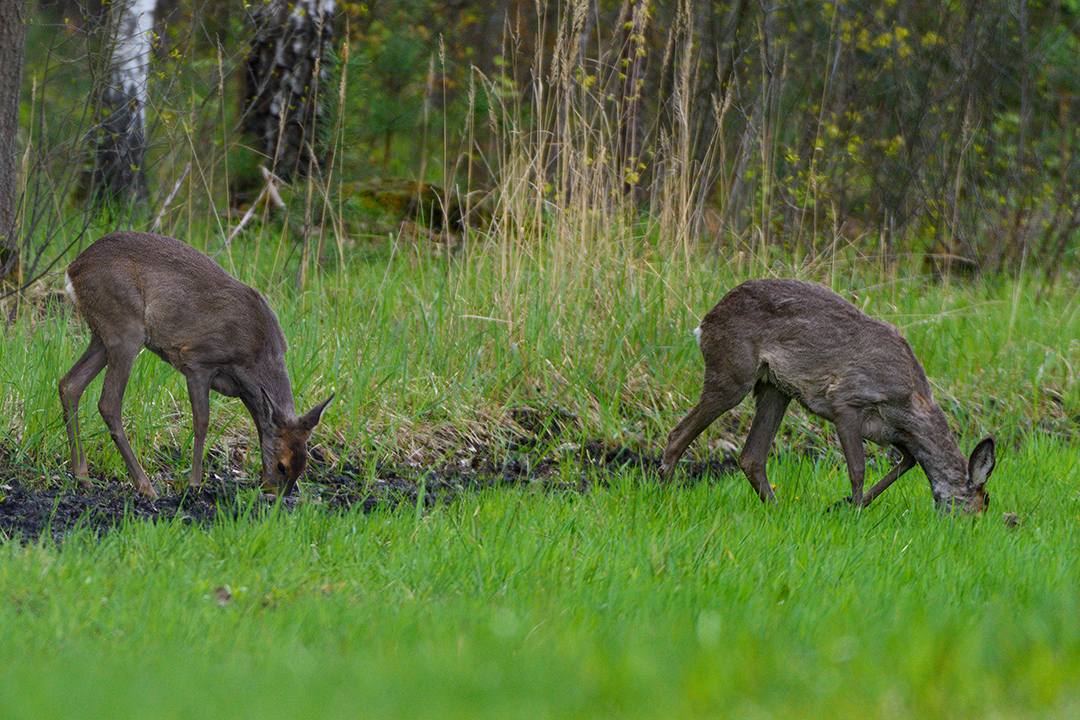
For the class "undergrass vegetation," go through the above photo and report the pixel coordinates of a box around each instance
[7,232,1077,481]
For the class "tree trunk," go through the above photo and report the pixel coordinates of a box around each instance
[93,0,156,206]
[242,0,336,182]
[0,0,27,267]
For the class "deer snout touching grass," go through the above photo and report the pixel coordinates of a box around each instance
[59,231,333,499]
[659,278,995,513]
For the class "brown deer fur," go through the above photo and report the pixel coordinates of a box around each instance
[59,231,332,499]
[659,278,994,512]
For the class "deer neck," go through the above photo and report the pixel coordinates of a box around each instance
[237,359,297,437]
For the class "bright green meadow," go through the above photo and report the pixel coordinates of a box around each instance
[1,233,1079,718]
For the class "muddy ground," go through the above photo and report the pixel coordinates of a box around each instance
[0,441,738,545]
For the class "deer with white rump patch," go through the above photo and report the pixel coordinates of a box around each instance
[59,231,332,499]
[659,278,995,512]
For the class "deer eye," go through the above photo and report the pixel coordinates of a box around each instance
[277,461,288,475]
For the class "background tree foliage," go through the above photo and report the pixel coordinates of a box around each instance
[10,0,1080,277]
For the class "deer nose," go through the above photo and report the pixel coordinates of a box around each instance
[260,479,297,497]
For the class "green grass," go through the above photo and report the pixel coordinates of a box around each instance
[0,446,1078,718]
[3,231,1080,717]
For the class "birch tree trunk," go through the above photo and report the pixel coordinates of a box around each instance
[242,0,336,182]
[93,0,156,205]
[0,0,27,260]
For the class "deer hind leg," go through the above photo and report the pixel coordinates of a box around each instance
[59,335,108,487]
[738,382,791,504]
[660,374,754,481]
[97,336,158,499]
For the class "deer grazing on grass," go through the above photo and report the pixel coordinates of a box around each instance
[59,231,333,499]
[659,278,995,512]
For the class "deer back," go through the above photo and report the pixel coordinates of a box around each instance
[701,280,927,419]
[66,231,296,414]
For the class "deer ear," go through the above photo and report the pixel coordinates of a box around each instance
[968,436,995,489]
[298,393,334,432]
[261,387,286,426]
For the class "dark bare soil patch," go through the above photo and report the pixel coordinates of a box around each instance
[0,442,737,544]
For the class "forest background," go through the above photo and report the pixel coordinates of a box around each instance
[2,0,1079,282]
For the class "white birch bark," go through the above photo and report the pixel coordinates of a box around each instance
[94,0,156,203]
[243,0,336,180]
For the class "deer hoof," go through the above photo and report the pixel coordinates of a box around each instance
[136,483,159,500]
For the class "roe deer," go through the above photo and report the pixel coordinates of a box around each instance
[659,278,995,512]
[59,231,333,499]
